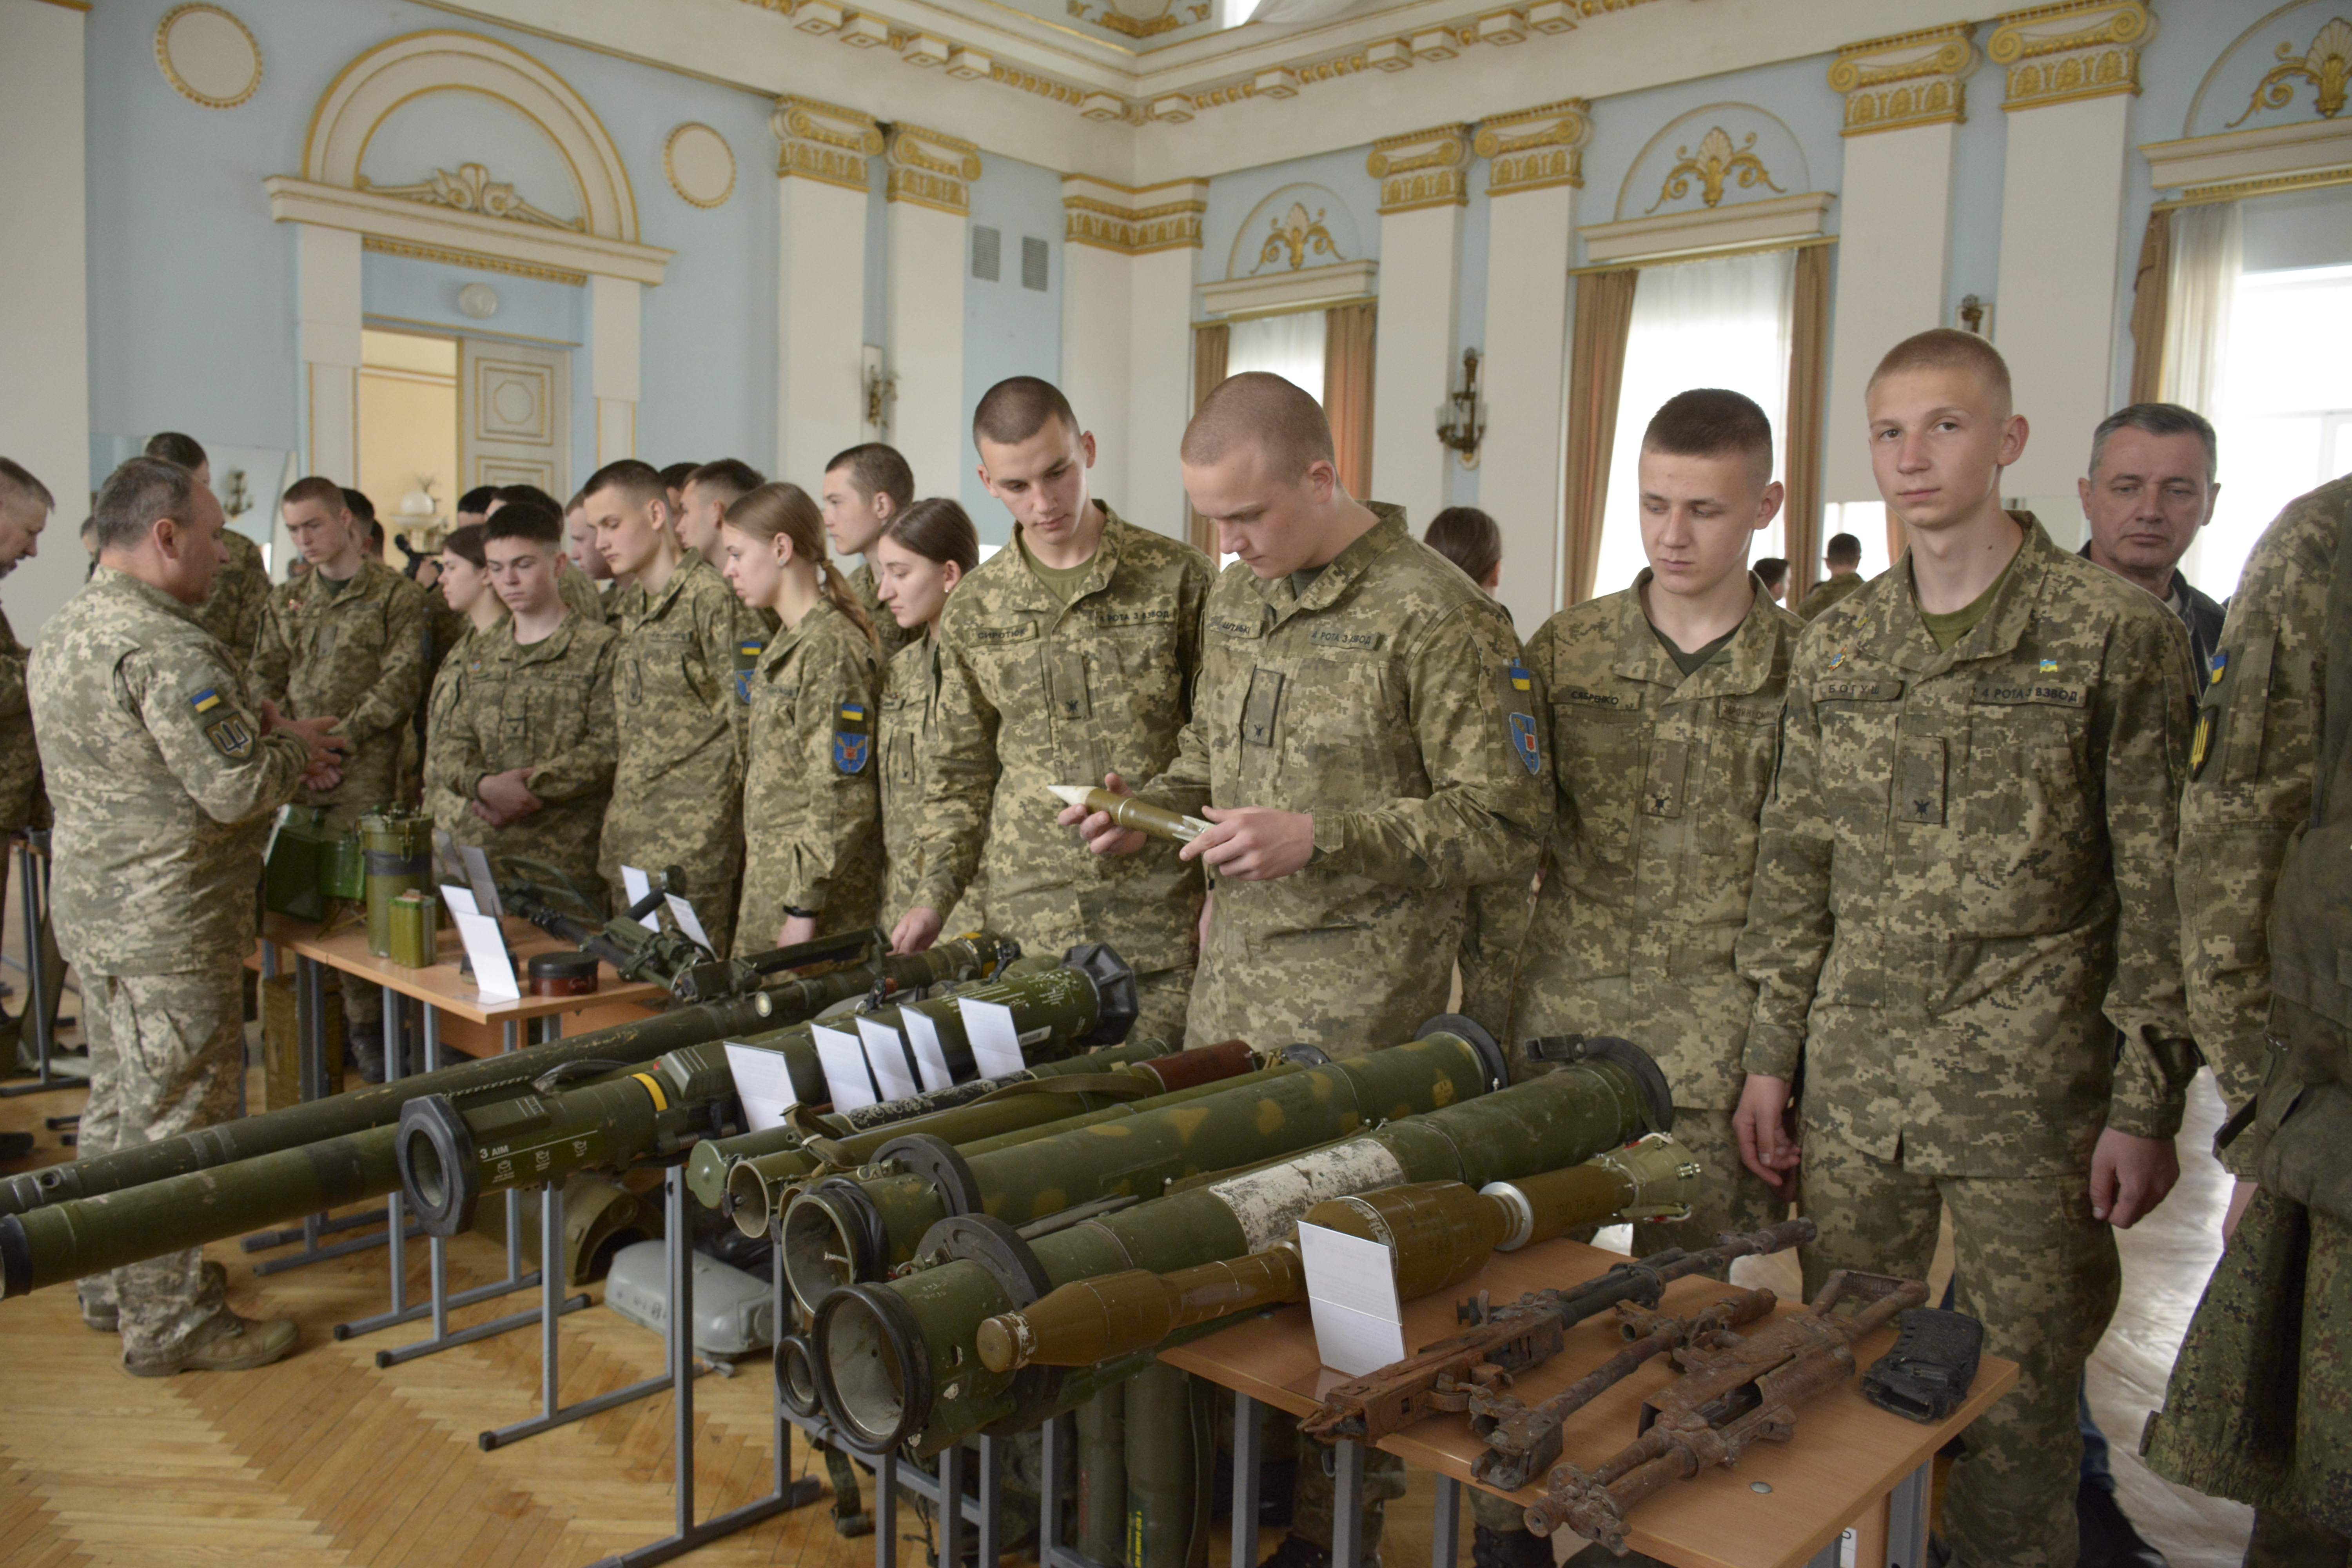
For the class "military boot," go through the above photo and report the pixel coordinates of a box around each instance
[1257,1534,1381,1568]
[1473,1523,1553,1568]
[122,1309,298,1376]
[2078,1482,2169,1568]
[347,1019,387,1083]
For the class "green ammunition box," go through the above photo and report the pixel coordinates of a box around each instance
[263,807,365,921]
[388,890,439,969]
[259,972,345,1109]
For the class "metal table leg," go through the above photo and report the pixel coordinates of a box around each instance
[1883,1463,1929,1568]
[1430,1475,1461,1568]
[1233,1393,1263,1568]
[1,833,73,1099]
[1330,1440,1364,1568]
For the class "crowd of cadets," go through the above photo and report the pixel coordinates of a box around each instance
[5,319,2336,1567]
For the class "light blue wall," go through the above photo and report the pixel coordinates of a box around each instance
[1200,146,1381,310]
[1943,86,2007,332]
[863,156,890,358]
[1447,159,1492,511]
[957,152,1067,542]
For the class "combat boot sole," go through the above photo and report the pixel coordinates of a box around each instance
[122,1313,298,1377]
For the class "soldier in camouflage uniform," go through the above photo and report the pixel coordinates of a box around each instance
[1795,532,1866,621]
[2141,472,2352,1563]
[900,380,1212,1047]
[422,524,503,852]
[873,499,982,927]
[1734,333,2200,1568]
[718,483,883,954]
[249,476,430,1078]
[1082,374,1547,1568]
[143,436,270,664]
[821,443,921,666]
[437,507,619,913]
[31,457,343,1374]
[586,459,761,957]
[0,461,57,1062]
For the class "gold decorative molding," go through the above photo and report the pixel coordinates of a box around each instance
[1989,0,2154,112]
[1829,24,1978,135]
[886,122,982,215]
[771,95,884,191]
[2228,16,2350,128]
[359,163,578,229]
[1476,98,1592,194]
[664,123,737,209]
[360,233,587,287]
[1646,127,1784,212]
[1368,124,1472,213]
[156,4,263,109]
[2155,164,2352,210]
[1062,176,1208,254]
[1260,202,1339,270]
[1582,190,1834,266]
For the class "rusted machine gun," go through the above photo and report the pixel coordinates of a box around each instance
[1300,1218,1814,1446]
[1522,1269,1930,1554]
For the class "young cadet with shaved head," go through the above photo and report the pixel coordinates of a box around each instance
[900,377,1212,1046]
[1732,330,2200,1568]
[822,443,921,664]
[1074,372,1547,1568]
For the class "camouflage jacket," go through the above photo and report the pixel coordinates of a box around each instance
[2178,474,2352,1129]
[736,596,882,953]
[1143,505,1551,1054]
[193,526,270,664]
[1797,571,1865,622]
[248,555,430,816]
[915,505,1213,973]
[1503,573,1800,1109]
[881,633,947,920]
[423,622,487,851]
[557,557,606,626]
[31,567,310,972]
[848,559,918,665]
[0,604,44,833]
[436,612,620,911]
[1736,516,2201,1175]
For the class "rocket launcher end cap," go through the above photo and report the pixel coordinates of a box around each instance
[1414,1014,1511,1093]
[0,1214,28,1299]
[1061,943,1138,1047]
[397,1094,481,1238]
[812,1283,932,1455]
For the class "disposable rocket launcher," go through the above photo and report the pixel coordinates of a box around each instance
[1045,784,1210,845]
[395,946,1142,1240]
[0,936,1018,1299]
[805,1035,1674,1457]
[973,1134,1703,1373]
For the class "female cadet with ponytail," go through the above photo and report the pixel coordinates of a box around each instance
[719,483,884,954]
[423,524,503,848]
[870,498,982,926]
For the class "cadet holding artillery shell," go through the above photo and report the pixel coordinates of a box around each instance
[868,497,981,924]
[719,482,883,955]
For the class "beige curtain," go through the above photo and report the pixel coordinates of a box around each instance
[1561,269,1638,605]
[1189,323,1230,555]
[2127,209,2173,406]
[1323,302,1377,499]
[1781,245,1831,604]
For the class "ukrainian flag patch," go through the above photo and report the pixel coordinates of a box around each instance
[190,687,222,714]
[2038,658,2060,674]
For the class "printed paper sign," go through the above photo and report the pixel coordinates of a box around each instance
[459,846,503,918]
[664,894,712,951]
[621,867,659,931]
[440,883,480,918]
[958,998,1027,1080]
[453,910,521,1002]
[812,1024,878,1111]
[899,1009,958,1092]
[857,1017,920,1102]
[1297,1220,1406,1377]
[723,1042,799,1133]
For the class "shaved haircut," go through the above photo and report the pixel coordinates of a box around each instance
[1181,372,1336,479]
[823,443,915,511]
[688,458,766,508]
[659,461,700,494]
[281,475,347,513]
[973,377,1079,448]
[1643,388,1775,480]
[0,458,54,521]
[483,502,563,547]
[1869,328,2014,412]
[143,432,207,472]
[581,459,670,511]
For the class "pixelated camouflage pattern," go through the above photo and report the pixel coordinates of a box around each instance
[422,622,488,852]
[880,633,986,930]
[71,960,246,1362]
[192,525,269,666]
[848,559,918,664]
[1291,1443,1408,1553]
[1501,573,1799,1114]
[734,596,882,956]
[601,553,760,957]
[913,505,1211,977]
[1795,570,1864,623]
[0,604,45,833]
[436,612,620,914]
[247,554,430,816]
[1145,505,1550,1056]
[1801,1118,2120,1568]
[557,556,608,626]
[1736,517,2200,1175]
[30,567,310,973]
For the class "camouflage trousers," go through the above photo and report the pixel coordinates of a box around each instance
[72,958,243,1361]
[1132,965,1196,1057]
[1290,1428,1408,1553]
[2141,1186,2352,1537]
[1801,1118,2118,1568]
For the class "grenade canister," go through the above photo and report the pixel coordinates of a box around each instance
[361,810,435,959]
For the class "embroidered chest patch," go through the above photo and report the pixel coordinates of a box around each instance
[834,702,872,773]
[1504,659,1541,775]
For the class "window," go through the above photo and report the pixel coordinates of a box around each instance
[1591,250,1794,599]
[1225,311,1325,404]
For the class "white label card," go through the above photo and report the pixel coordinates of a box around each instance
[1297,1220,1406,1377]
[900,1009,957,1092]
[723,1042,800,1133]
[459,846,503,918]
[811,1024,878,1111]
[958,998,1027,1080]
[621,866,659,931]
[440,883,480,919]
[856,1017,920,1102]
[453,910,521,1002]
[664,894,711,951]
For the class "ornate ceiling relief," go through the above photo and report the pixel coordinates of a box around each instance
[886,123,984,214]
[155,4,263,109]
[1646,127,1783,212]
[359,163,579,229]
[1477,100,1593,196]
[664,123,739,208]
[1829,24,1979,136]
[1368,125,1473,213]
[771,95,886,190]
[1062,176,1209,254]
[1988,0,2154,111]
[2229,16,2350,126]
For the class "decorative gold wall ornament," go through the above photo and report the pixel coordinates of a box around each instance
[2228,17,2351,127]
[771,95,885,190]
[156,4,263,109]
[1646,127,1784,212]
[663,123,737,209]
[1368,125,1472,212]
[1260,203,1339,271]
[1829,24,1978,135]
[1988,0,2153,112]
[359,234,588,287]
[1062,178,1208,254]
[886,123,983,214]
[1476,99,1593,194]
[1094,8,1184,38]
[359,164,580,230]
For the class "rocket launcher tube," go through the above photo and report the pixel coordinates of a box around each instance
[1045,785,1209,844]
[809,1038,1673,1457]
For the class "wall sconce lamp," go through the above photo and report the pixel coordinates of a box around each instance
[1436,348,1486,469]
[221,468,252,519]
[864,363,899,437]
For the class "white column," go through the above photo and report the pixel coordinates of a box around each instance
[0,0,89,638]
[295,223,363,484]
[886,124,977,497]
[1125,244,1200,538]
[1060,238,1132,514]
[1823,26,1980,507]
[1367,125,1472,527]
[773,98,880,488]
[1475,102,1590,631]
[588,273,640,467]
[1987,1,2151,497]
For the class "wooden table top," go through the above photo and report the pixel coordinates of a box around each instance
[1159,1236,2019,1568]
[258,913,671,1027]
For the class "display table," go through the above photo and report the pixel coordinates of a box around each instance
[1161,1236,2018,1568]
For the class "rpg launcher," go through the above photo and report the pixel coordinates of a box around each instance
[1299,1218,1816,1448]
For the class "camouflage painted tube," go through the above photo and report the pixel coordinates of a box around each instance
[779,1026,1509,1315]
[0,933,1016,1220]
[808,1037,1673,1456]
